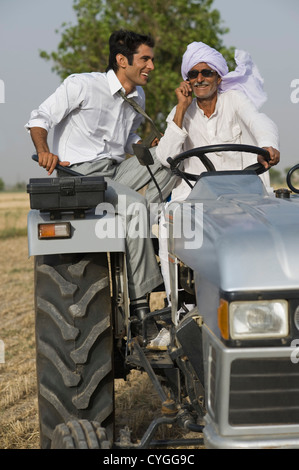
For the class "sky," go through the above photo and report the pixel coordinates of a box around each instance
[0,0,299,185]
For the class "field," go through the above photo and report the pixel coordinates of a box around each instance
[0,192,202,449]
[0,193,37,448]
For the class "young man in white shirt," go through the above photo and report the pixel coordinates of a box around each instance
[26,30,174,320]
[26,30,174,203]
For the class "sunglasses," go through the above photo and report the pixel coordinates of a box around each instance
[187,69,217,80]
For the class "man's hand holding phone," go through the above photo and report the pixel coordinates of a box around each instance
[175,80,193,108]
[173,81,193,128]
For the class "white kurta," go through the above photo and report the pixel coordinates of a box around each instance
[156,89,279,200]
[156,89,280,301]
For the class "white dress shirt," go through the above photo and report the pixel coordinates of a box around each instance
[25,69,145,164]
[156,90,279,200]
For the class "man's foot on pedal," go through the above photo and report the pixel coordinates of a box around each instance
[146,328,170,351]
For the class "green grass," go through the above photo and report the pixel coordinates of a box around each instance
[0,227,27,239]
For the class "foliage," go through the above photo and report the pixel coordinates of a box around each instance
[12,182,27,192]
[269,168,284,186]
[40,0,235,133]
[0,178,5,191]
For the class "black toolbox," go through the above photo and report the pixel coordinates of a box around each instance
[27,176,107,216]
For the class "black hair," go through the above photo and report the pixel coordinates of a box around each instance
[106,29,155,72]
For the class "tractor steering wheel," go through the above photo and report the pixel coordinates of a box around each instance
[166,144,270,184]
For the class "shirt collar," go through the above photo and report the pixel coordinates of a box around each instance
[106,69,139,98]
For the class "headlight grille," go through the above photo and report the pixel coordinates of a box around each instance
[229,357,299,426]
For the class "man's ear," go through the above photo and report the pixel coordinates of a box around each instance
[116,53,128,69]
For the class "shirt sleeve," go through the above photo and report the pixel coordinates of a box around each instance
[233,90,280,150]
[155,107,189,167]
[25,74,87,133]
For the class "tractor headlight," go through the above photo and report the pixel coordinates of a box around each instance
[229,300,288,340]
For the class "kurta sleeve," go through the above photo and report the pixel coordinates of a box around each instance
[233,90,280,150]
[155,107,189,167]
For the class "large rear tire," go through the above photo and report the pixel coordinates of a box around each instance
[51,420,111,449]
[34,253,114,449]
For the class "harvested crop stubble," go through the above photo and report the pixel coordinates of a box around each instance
[0,193,202,449]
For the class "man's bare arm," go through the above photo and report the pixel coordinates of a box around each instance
[173,81,193,129]
[29,127,70,175]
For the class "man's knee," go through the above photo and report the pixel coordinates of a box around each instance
[125,190,148,208]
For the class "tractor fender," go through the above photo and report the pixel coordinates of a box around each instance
[27,209,126,257]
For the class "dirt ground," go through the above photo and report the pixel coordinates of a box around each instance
[0,192,204,450]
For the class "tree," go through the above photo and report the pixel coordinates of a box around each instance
[0,178,4,191]
[40,0,234,135]
[269,168,284,186]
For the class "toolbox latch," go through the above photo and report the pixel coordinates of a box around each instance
[60,179,76,197]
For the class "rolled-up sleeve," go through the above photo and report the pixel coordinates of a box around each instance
[25,75,86,133]
[25,107,53,133]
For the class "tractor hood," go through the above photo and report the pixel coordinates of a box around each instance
[171,171,299,294]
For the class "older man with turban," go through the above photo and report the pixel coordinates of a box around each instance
[156,41,280,201]
[148,42,280,348]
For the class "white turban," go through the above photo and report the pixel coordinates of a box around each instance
[181,42,267,109]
